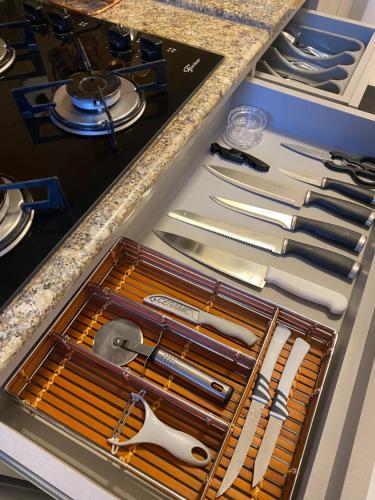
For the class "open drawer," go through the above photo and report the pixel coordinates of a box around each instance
[1,79,375,499]
[256,8,375,108]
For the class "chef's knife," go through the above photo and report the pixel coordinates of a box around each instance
[252,337,310,487]
[216,324,291,497]
[144,294,257,347]
[205,164,375,227]
[211,195,366,253]
[168,210,360,280]
[153,230,348,314]
[279,167,375,206]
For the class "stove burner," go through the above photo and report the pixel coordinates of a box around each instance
[0,178,10,224]
[67,71,122,111]
[0,176,34,257]
[50,75,146,136]
[0,38,16,75]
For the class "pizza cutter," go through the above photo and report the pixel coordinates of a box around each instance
[108,392,212,467]
[93,319,234,404]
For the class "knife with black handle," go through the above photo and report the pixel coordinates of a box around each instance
[279,168,375,206]
[169,210,360,281]
[212,196,367,253]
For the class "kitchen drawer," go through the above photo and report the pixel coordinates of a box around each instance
[1,79,375,499]
[256,8,375,108]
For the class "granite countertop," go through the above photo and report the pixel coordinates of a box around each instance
[0,0,303,373]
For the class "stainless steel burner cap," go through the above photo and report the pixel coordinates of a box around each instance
[67,71,122,111]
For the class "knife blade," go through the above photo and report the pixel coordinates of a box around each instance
[167,210,360,280]
[205,164,375,227]
[252,337,310,487]
[279,168,375,206]
[281,143,331,162]
[153,230,348,314]
[211,195,367,253]
[143,294,258,347]
[216,324,291,497]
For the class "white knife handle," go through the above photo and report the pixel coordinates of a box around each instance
[252,325,291,405]
[270,337,310,421]
[265,266,348,315]
[199,310,257,347]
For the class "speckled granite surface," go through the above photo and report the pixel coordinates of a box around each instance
[0,0,301,374]
[156,0,303,31]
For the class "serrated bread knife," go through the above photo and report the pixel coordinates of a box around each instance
[211,195,366,253]
[205,164,375,227]
[279,167,375,206]
[143,294,257,347]
[153,230,348,315]
[168,210,360,281]
[216,324,291,497]
[252,337,310,487]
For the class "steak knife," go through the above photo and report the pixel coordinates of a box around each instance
[211,195,367,253]
[168,210,360,280]
[279,167,375,206]
[154,230,348,314]
[216,324,291,497]
[143,294,258,347]
[205,164,375,227]
[252,337,310,487]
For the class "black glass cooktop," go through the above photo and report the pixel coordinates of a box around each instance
[0,0,223,309]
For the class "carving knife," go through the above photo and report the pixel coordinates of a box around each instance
[252,337,310,487]
[216,324,291,497]
[167,210,360,280]
[153,230,348,314]
[205,164,375,227]
[279,166,375,206]
[143,294,258,347]
[211,195,367,253]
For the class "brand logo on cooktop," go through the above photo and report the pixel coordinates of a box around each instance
[183,58,201,73]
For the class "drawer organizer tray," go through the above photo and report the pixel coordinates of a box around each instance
[5,238,337,499]
[256,9,375,104]
[258,25,365,95]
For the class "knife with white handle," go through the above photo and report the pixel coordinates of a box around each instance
[154,231,348,315]
[252,337,310,487]
[217,324,291,497]
[144,294,257,347]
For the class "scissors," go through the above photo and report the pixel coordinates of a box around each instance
[281,143,375,187]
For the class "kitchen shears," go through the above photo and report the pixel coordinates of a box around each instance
[282,143,375,187]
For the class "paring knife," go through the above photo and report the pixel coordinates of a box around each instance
[154,230,348,314]
[143,294,258,347]
[216,324,291,497]
[168,210,360,281]
[211,195,366,253]
[279,167,375,206]
[252,337,310,487]
[205,164,375,228]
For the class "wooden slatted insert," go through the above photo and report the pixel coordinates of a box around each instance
[6,238,336,500]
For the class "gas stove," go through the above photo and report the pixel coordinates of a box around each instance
[0,0,223,309]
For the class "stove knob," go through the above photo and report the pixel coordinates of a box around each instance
[48,10,73,34]
[139,34,163,60]
[108,26,131,52]
[23,2,45,25]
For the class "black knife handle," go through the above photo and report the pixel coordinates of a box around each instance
[322,177,375,206]
[283,239,360,280]
[151,347,234,404]
[305,190,375,227]
[292,216,367,253]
